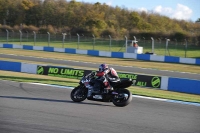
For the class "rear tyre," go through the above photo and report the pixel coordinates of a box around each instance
[70,86,87,102]
[112,88,132,107]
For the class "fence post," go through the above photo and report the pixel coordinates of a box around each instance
[158,38,161,43]
[77,33,80,49]
[175,39,177,56]
[82,34,85,42]
[33,31,36,46]
[47,32,50,46]
[158,38,161,50]
[6,29,9,43]
[62,33,66,48]
[69,32,71,42]
[185,39,187,58]
[12,30,14,42]
[151,37,154,53]
[165,39,170,56]
[19,30,22,45]
[143,37,145,47]
[133,36,136,41]
[26,31,29,42]
[92,34,95,50]
[125,36,127,53]
[109,35,111,51]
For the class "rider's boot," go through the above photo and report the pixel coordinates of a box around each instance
[104,85,113,93]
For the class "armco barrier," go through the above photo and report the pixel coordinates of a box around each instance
[0,60,200,95]
[1,43,200,65]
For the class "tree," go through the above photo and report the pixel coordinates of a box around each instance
[0,0,200,38]
[21,0,35,10]
[0,0,13,25]
[128,11,141,28]
[196,18,200,23]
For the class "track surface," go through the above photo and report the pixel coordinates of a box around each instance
[0,80,200,133]
[0,54,200,80]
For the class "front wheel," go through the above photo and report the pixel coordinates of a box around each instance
[112,88,132,107]
[70,86,87,102]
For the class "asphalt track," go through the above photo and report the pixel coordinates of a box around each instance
[0,53,200,80]
[0,80,200,133]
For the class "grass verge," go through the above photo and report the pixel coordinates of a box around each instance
[0,70,200,103]
[1,48,200,74]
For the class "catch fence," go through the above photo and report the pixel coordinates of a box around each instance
[0,31,199,58]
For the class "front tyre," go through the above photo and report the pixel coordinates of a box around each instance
[112,88,132,107]
[70,86,87,102]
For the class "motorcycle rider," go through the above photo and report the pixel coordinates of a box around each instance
[93,63,120,93]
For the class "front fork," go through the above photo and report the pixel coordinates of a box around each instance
[74,85,87,96]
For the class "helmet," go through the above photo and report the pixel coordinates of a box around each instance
[99,64,108,72]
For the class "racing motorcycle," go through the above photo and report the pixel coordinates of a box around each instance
[70,72,133,107]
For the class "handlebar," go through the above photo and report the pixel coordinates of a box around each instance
[84,72,96,80]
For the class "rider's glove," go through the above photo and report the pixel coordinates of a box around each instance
[91,71,96,76]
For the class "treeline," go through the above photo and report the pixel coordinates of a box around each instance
[0,0,200,42]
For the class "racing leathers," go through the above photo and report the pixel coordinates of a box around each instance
[95,67,120,93]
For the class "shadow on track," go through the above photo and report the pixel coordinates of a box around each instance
[0,96,113,107]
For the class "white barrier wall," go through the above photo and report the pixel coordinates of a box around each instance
[33,46,44,51]
[150,55,165,62]
[21,63,37,74]
[124,53,137,59]
[13,44,23,49]
[99,51,112,57]
[179,57,196,64]
[160,76,169,90]
[76,49,88,55]
[54,48,65,53]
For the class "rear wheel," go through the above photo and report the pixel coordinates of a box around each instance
[112,88,132,107]
[70,86,87,102]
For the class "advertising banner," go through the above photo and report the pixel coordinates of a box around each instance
[37,66,91,79]
[37,65,161,88]
[118,72,161,88]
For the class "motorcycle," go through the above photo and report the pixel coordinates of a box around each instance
[70,72,133,107]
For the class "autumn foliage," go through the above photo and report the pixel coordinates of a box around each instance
[0,0,199,42]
